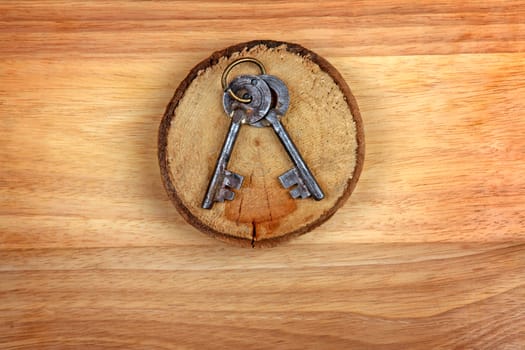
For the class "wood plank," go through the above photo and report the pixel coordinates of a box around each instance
[1,1,524,348]
[1,244,524,348]
[1,1,525,57]
[1,53,524,247]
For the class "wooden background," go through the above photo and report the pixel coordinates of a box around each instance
[1,1,524,348]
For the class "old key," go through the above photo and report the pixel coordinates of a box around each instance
[202,74,271,209]
[256,75,325,200]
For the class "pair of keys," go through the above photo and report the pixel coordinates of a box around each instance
[202,58,324,209]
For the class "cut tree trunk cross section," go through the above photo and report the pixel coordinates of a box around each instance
[158,40,365,247]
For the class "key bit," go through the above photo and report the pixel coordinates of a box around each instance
[217,188,235,202]
[211,170,244,203]
[223,170,243,190]
[279,168,311,199]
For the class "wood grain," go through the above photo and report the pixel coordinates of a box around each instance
[1,1,524,348]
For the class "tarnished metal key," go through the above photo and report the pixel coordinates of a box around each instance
[202,75,272,209]
[256,75,325,200]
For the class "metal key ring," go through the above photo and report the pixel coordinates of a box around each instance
[221,58,266,103]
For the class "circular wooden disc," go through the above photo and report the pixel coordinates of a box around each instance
[158,40,364,247]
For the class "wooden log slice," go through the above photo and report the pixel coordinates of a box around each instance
[159,40,364,247]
